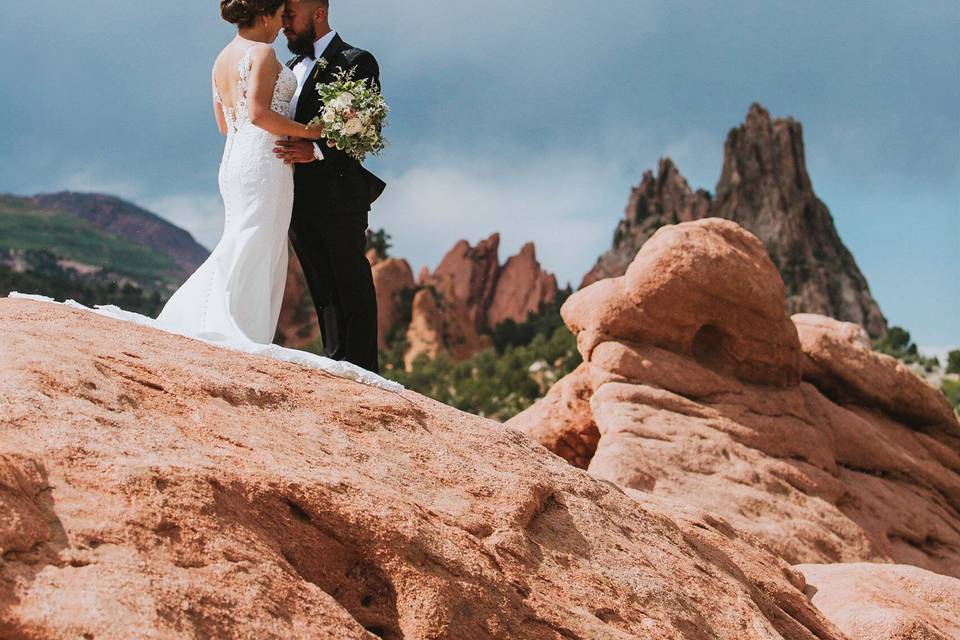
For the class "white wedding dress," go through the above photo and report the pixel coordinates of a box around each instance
[10,46,400,393]
[158,45,295,344]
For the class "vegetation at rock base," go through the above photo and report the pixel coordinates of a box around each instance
[376,287,580,421]
[292,285,580,421]
[874,326,941,371]
[943,379,960,410]
[947,350,960,376]
[874,326,959,412]
[0,249,165,317]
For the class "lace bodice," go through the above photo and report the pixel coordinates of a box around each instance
[213,46,298,134]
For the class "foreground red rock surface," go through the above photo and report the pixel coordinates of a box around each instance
[0,298,844,639]
[796,563,960,640]
[509,218,960,579]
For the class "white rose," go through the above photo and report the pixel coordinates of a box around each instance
[322,108,336,124]
[344,118,363,136]
[339,92,355,105]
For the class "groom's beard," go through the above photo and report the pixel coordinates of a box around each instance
[286,23,317,57]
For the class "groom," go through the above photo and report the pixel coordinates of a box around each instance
[275,0,386,374]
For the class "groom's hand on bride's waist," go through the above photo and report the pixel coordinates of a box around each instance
[273,139,319,165]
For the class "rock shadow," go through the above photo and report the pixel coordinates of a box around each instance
[0,454,69,639]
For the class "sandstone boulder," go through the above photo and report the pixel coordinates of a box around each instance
[796,563,960,640]
[0,298,844,639]
[794,314,958,431]
[564,217,802,387]
[514,220,960,578]
[505,364,598,470]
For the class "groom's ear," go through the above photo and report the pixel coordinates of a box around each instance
[311,0,330,23]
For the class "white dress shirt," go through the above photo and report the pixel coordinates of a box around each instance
[289,30,337,162]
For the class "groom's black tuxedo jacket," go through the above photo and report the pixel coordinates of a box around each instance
[287,34,387,215]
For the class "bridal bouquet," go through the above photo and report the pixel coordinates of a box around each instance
[308,69,389,162]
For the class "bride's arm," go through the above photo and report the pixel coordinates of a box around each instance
[212,68,228,136]
[247,45,322,140]
[213,96,228,136]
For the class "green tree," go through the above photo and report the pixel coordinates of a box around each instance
[942,380,960,411]
[874,326,913,358]
[365,228,392,260]
[947,350,960,375]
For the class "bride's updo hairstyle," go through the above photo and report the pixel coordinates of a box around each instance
[220,0,285,28]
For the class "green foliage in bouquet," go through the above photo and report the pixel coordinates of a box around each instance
[309,69,388,162]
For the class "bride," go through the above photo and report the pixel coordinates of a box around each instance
[13,0,399,391]
[157,0,320,344]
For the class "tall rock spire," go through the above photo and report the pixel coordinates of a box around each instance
[582,104,888,337]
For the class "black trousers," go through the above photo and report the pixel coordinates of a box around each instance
[289,208,379,374]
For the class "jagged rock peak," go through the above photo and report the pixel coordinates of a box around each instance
[429,233,502,331]
[713,103,887,337]
[423,235,559,332]
[487,243,559,329]
[582,104,888,338]
[581,158,711,288]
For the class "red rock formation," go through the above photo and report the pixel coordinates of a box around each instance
[274,251,320,349]
[0,297,845,640]
[404,236,559,366]
[583,104,888,338]
[509,219,960,577]
[487,243,559,328]
[427,234,502,331]
[796,563,960,640]
[371,257,415,351]
[404,287,492,370]
[277,232,558,366]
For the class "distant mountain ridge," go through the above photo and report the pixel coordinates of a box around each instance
[0,192,210,315]
[583,103,888,338]
[24,192,209,282]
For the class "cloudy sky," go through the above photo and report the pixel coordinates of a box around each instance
[1,1,957,350]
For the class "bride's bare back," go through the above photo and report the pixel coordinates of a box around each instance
[211,38,320,140]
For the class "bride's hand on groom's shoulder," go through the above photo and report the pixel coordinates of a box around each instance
[273,139,319,165]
